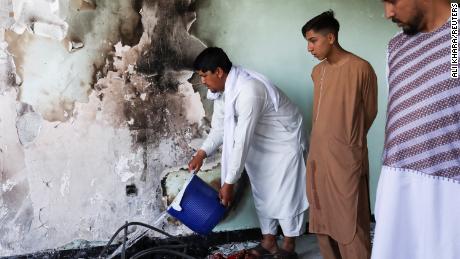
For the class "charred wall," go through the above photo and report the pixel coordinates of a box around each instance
[0,0,213,256]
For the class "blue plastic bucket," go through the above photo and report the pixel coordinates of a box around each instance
[167,174,226,235]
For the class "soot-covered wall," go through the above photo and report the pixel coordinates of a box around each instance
[0,0,219,256]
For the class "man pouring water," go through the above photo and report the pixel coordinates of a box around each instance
[188,47,308,258]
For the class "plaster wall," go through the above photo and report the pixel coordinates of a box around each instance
[0,0,214,256]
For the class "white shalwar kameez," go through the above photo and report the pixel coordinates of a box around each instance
[200,67,308,233]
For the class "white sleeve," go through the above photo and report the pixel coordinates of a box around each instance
[200,97,225,156]
[225,89,264,184]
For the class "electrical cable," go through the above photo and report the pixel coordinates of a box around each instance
[98,221,187,258]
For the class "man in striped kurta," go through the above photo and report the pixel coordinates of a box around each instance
[372,1,460,258]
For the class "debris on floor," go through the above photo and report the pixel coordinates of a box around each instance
[207,241,259,259]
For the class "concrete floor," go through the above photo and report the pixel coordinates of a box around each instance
[292,223,375,258]
[288,222,375,258]
[292,234,323,259]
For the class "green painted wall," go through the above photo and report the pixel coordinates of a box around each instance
[192,0,399,220]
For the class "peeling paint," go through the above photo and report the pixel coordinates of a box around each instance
[16,111,42,146]
[5,0,145,122]
[11,0,68,41]
[0,0,212,256]
[161,164,221,205]
[115,153,142,183]
[2,179,16,192]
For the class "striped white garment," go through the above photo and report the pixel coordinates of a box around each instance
[373,20,460,259]
[382,20,460,181]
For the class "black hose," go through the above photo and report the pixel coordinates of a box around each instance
[98,221,186,258]
[130,248,197,259]
[121,221,127,259]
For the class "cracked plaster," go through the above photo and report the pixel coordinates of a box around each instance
[0,0,219,256]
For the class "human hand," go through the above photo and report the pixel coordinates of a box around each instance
[188,149,207,173]
[219,183,234,207]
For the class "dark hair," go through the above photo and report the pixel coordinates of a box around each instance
[193,47,233,73]
[301,10,340,38]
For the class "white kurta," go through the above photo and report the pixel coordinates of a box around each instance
[201,77,308,219]
[372,166,460,259]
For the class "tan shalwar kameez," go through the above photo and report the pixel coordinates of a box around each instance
[306,54,378,259]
